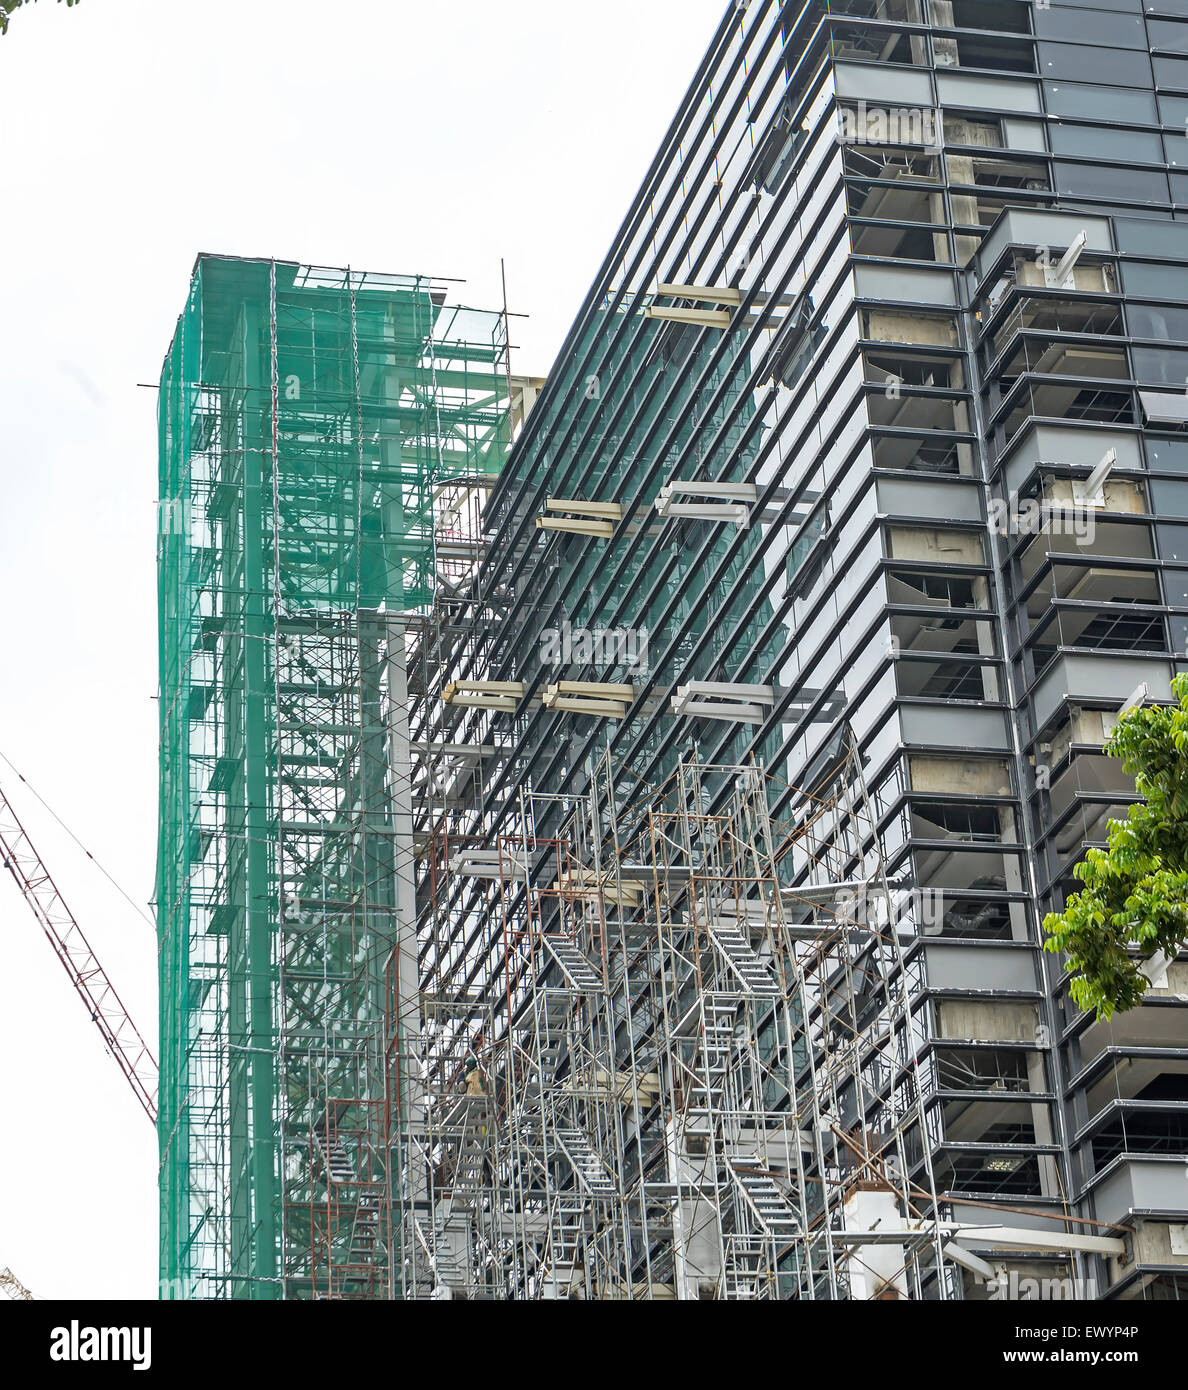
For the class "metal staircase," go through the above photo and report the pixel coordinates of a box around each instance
[722,1234,771,1300]
[727,1161,800,1240]
[529,990,573,1097]
[708,922,779,997]
[543,935,605,992]
[687,993,736,1127]
[348,1192,381,1267]
[543,1194,588,1297]
[553,1124,617,1197]
[313,1131,356,1185]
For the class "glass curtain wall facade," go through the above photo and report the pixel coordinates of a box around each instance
[437,0,1188,1299]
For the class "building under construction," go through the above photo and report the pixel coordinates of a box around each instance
[157,0,1188,1300]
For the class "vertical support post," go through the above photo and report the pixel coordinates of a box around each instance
[241,296,280,1298]
[387,615,423,1295]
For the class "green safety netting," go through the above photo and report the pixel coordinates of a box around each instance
[156,256,509,1299]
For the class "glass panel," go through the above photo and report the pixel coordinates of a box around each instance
[1053,162,1169,203]
[946,0,1031,34]
[786,507,829,594]
[1133,345,1188,384]
[1036,7,1147,44]
[1161,562,1188,604]
[1130,303,1188,338]
[1122,260,1188,297]
[948,34,1038,73]
[1050,124,1163,162]
[1149,18,1188,52]
[1157,524,1188,563]
[1166,133,1188,166]
[1146,435,1188,470]
[1115,218,1186,255]
[1151,480,1188,514]
[1038,41,1152,86]
[831,23,921,67]
[1045,81,1157,122]
[771,292,829,387]
[1154,55,1188,88]
[1050,0,1140,9]
[1158,93,1188,123]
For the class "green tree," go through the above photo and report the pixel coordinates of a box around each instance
[1043,673,1188,1019]
[0,0,80,37]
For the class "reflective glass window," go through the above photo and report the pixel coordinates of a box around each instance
[1050,124,1162,162]
[1154,55,1188,88]
[1036,7,1147,43]
[1053,162,1169,202]
[1045,81,1157,121]
[1039,41,1152,85]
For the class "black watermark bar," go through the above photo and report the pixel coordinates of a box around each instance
[6,1296,1178,1374]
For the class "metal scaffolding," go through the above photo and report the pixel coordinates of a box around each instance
[403,738,959,1299]
[156,255,512,1299]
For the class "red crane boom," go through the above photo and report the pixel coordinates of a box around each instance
[0,782,157,1124]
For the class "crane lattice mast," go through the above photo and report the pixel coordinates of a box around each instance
[0,1266,34,1300]
[0,782,157,1123]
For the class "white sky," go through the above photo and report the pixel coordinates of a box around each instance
[0,0,724,1299]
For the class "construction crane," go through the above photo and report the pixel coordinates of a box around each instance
[0,780,158,1123]
[0,1266,34,1300]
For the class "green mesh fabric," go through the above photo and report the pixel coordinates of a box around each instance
[156,256,509,1298]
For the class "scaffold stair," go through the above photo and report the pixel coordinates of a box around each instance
[431,1206,471,1291]
[348,1192,381,1262]
[451,1108,487,1198]
[722,1235,772,1301]
[727,1160,800,1238]
[702,993,737,1071]
[529,993,573,1094]
[708,923,779,997]
[553,1125,617,1197]
[313,1131,356,1184]
[686,996,735,1121]
[543,936,605,992]
[544,1195,588,1288]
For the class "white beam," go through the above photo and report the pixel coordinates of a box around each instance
[671,697,766,723]
[449,849,528,880]
[1118,682,1149,715]
[442,680,524,712]
[550,680,634,698]
[942,1241,997,1282]
[543,681,633,719]
[1053,230,1088,283]
[643,305,731,329]
[442,694,517,711]
[655,483,757,526]
[410,742,495,758]
[659,483,758,501]
[1072,447,1116,506]
[672,681,776,725]
[544,498,623,519]
[536,516,614,538]
[656,282,741,305]
[826,1223,1124,1256]
[948,1224,1126,1257]
[544,695,629,718]
[1139,949,1172,989]
[677,680,774,702]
